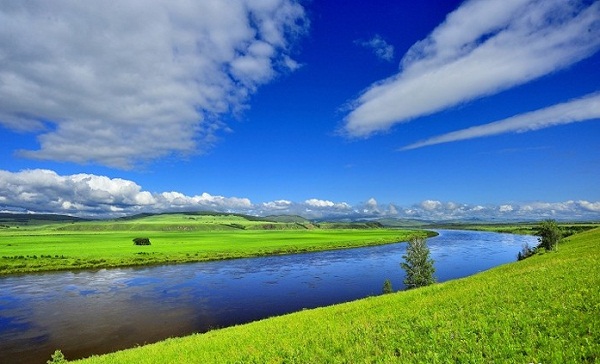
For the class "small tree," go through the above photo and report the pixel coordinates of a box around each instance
[47,350,67,364]
[536,220,562,251]
[401,236,435,289]
[382,279,393,294]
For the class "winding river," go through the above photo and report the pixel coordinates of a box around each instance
[0,230,537,363]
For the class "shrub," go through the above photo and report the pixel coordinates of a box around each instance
[133,237,151,246]
[517,243,537,261]
[382,279,393,294]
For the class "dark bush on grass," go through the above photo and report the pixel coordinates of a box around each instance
[517,243,537,261]
[133,237,151,246]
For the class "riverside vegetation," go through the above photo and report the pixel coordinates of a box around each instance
[0,212,431,275]
[64,226,599,363]
[400,236,435,289]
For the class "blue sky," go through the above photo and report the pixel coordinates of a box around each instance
[1,0,599,221]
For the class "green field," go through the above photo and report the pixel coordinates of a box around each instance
[0,213,428,274]
[73,227,600,363]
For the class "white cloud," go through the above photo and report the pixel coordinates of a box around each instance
[342,0,600,137]
[421,200,443,211]
[0,169,251,216]
[358,198,381,215]
[366,198,378,208]
[305,199,335,208]
[387,204,398,215]
[357,34,394,62]
[304,199,351,210]
[0,0,307,168]
[578,200,600,212]
[1,169,599,221]
[397,200,600,221]
[262,200,293,210]
[402,92,600,150]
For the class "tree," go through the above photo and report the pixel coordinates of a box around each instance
[536,220,562,251]
[400,236,435,289]
[47,350,67,364]
[382,279,393,294]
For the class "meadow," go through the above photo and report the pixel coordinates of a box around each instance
[0,213,427,274]
[74,227,600,363]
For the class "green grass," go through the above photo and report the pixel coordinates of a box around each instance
[0,213,426,274]
[75,227,600,363]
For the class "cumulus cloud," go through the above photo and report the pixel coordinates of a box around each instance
[0,0,307,168]
[0,169,251,216]
[1,169,599,221]
[261,200,293,211]
[421,200,443,211]
[402,92,600,150]
[357,34,394,62]
[578,200,600,212]
[255,199,353,218]
[342,0,600,137]
[394,200,600,221]
[305,199,351,210]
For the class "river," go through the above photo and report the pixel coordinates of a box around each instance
[0,230,537,363]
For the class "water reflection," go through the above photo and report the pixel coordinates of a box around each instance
[0,230,537,363]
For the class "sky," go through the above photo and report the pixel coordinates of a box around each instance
[1,0,599,221]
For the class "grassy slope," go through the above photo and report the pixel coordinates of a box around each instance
[0,214,424,274]
[77,228,600,363]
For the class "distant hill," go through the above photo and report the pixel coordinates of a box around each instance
[116,211,273,222]
[263,215,310,223]
[0,213,88,226]
[370,218,432,228]
[6,211,590,231]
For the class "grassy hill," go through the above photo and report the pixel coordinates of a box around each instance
[75,228,600,363]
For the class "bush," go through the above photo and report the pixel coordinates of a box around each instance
[517,243,537,261]
[133,237,151,246]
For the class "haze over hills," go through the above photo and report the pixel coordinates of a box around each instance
[0,213,89,226]
[1,211,597,230]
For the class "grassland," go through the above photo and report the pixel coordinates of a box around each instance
[0,213,428,274]
[75,227,600,363]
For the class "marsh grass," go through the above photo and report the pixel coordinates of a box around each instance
[75,228,599,363]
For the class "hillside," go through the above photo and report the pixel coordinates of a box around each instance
[0,213,88,227]
[0,212,397,232]
[77,228,599,363]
